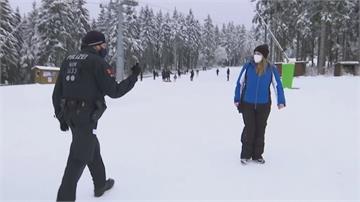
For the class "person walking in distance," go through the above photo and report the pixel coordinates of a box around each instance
[53,31,141,201]
[153,69,156,80]
[234,44,286,165]
[190,69,195,81]
[226,68,230,81]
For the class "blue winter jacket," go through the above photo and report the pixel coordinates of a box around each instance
[234,61,286,106]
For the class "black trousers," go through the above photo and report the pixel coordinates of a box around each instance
[57,104,106,202]
[56,135,106,202]
[240,102,271,160]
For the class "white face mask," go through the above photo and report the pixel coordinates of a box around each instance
[254,54,263,63]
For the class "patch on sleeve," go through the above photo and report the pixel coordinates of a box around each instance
[106,68,115,77]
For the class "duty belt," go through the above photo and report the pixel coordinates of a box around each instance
[64,99,94,110]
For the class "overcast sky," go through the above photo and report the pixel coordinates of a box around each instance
[9,0,256,29]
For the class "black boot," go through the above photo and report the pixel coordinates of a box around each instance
[253,158,265,164]
[94,178,115,197]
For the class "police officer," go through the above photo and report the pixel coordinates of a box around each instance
[52,31,141,201]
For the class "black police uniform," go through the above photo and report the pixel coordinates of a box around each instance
[52,46,139,201]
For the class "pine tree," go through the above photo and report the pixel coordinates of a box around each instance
[20,2,42,83]
[123,3,141,71]
[161,12,173,69]
[234,25,247,64]
[214,25,221,48]
[221,22,237,66]
[0,0,18,84]
[331,0,359,62]
[202,15,216,67]
[184,9,202,69]
[171,8,183,70]
[243,27,260,61]
[96,4,109,34]
[213,24,227,66]
[253,0,359,74]
[153,10,164,69]
[139,6,156,70]
[11,8,23,83]
[90,19,97,30]
[69,0,90,53]
[37,0,74,66]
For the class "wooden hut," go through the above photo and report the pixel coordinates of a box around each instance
[334,61,360,76]
[32,66,60,84]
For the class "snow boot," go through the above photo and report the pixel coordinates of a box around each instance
[241,158,250,165]
[94,178,115,197]
[253,158,265,164]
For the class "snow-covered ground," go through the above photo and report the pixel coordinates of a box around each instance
[0,67,359,201]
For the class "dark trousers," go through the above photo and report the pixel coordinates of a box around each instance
[240,102,271,159]
[56,136,106,202]
[57,103,106,202]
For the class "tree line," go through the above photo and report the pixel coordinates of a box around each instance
[0,0,255,85]
[1,0,358,84]
[253,0,359,74]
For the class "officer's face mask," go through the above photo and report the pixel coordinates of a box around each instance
[99,47,108,58]
[97,44,108,58]
[254,52,263,63]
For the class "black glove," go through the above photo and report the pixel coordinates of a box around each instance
[91,101,107,122]
[56,113,69,132]
[131,63,141,76]
[60,120,69,132]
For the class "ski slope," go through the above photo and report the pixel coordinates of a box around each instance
[0,67,359,201]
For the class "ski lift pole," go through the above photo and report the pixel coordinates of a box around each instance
[255,10,290,62]
[115,1,125,82]
[115,0,138,82]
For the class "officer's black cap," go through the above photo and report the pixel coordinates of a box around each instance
[82,31,106,46]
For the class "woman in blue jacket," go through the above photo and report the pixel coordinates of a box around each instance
[234,44,286,165]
